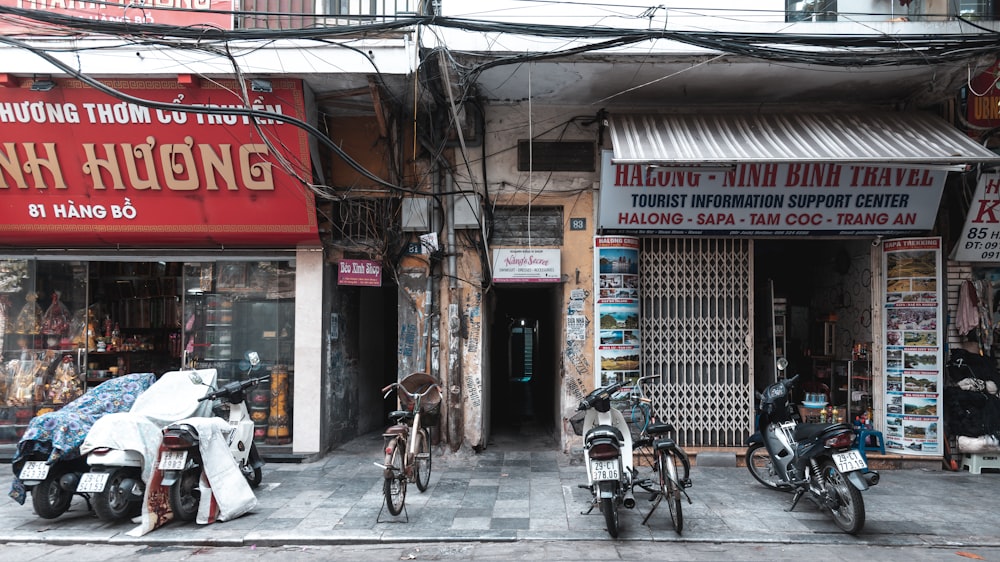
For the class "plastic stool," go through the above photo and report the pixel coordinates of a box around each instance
[961,453,1000,475]
[854,428,885,464]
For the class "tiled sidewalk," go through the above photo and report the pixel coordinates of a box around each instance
[2,432,1000,547]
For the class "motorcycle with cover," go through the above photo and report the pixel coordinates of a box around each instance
[79,368,219,522]
[746,358,879,534]
[156,351,266,521]
[8,373,155,519]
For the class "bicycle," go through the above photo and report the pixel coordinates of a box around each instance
[376,372,442,519]
[624,374,692,534]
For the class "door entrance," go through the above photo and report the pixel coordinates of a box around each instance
[488,285,560,449]
[753,239,874,404]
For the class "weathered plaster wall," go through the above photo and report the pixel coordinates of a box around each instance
[455,103,602,451]
[325,279,360,447]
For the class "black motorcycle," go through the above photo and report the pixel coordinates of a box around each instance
[745,359,879,534]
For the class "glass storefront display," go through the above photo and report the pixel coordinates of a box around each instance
[0,258,295,448]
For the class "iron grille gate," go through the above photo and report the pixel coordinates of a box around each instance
[640,238,754,448]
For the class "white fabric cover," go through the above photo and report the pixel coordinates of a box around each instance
[184,416,257,524]
[958,435,1000,453]
[81,369,218,483]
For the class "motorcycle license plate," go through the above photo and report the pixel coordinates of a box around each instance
[18,461,49,481]
[590,459,620,481]
[76,472,109,493]
[833,449,867,473]
[158,450,188,471]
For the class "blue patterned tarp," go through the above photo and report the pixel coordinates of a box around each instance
[8,372,155,504]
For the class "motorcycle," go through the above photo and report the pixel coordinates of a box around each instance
[157,351,267,521]
[8,372,156,519]
[78,368,219,522]
[746,358,879,534]
[574,380,635,538]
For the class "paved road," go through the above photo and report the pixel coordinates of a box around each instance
[2,432,999,551]
[2,542,1000,561]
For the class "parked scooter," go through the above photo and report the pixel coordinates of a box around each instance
[8,373,156,519]
[575,380,635,538]
[79,368,219,522]
[746,358,879,534]
[157,351,267,521]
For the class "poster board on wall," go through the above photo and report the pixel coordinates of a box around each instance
[882,237,943,457]
[594,236,640,388]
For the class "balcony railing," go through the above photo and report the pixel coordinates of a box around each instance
[786,0,999,22]
[239,0,424,30]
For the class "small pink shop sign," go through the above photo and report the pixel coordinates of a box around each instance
[492,248,561,283]
[338,259,382,286]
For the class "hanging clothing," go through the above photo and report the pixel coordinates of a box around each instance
[957,279,980,336]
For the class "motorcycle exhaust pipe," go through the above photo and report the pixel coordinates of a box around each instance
[862,470,879,486]
[623,489,636,509]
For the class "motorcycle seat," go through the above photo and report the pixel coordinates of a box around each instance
[647,422,675,436]
[793,422,852,441]
[585,424,624,445]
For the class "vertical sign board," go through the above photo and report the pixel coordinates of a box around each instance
[882,237,943,457]
[954,170,1000,262]
[594,236,640,388]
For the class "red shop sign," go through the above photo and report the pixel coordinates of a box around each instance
[968,61,1000,128]
[0,78,318,248]
[0,0,234,34]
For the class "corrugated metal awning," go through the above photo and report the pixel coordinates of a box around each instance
[608,112,1000,168]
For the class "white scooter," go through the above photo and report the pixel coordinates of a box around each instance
[157,351,267,521]
[79,368,218,522]
[575,380,635,538]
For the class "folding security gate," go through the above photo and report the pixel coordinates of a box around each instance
[640,238,754,447]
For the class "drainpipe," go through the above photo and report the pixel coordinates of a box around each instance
[446,172,463,451]
[425,166,440,379]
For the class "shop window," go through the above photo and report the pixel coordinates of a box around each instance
[959,0,1000,18]
[786,0,837,21]
[517,141,596,172]
[183,260,296,446]
[1,258,296,449]
[491,206,564,246]
[1,260,88,445]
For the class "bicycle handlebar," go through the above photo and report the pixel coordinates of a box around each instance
[382,381,442,401]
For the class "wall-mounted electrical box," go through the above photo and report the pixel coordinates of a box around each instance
[401,197,431,232]
[454,193,481,229]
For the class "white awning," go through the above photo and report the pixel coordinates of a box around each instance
[608,112,1000,169]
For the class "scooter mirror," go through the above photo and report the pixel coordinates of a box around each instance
[776,357,789,372]
[188,372,204,385]
[247,351,260,368]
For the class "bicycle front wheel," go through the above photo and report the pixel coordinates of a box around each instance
[383,438,406,515]
[658,450,683,534]
[414,427,432,492]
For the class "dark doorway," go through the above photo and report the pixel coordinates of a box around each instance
[488,285,560,449]
[753,239,873,399]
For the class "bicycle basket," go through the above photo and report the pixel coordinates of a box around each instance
[398,372,442,425]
